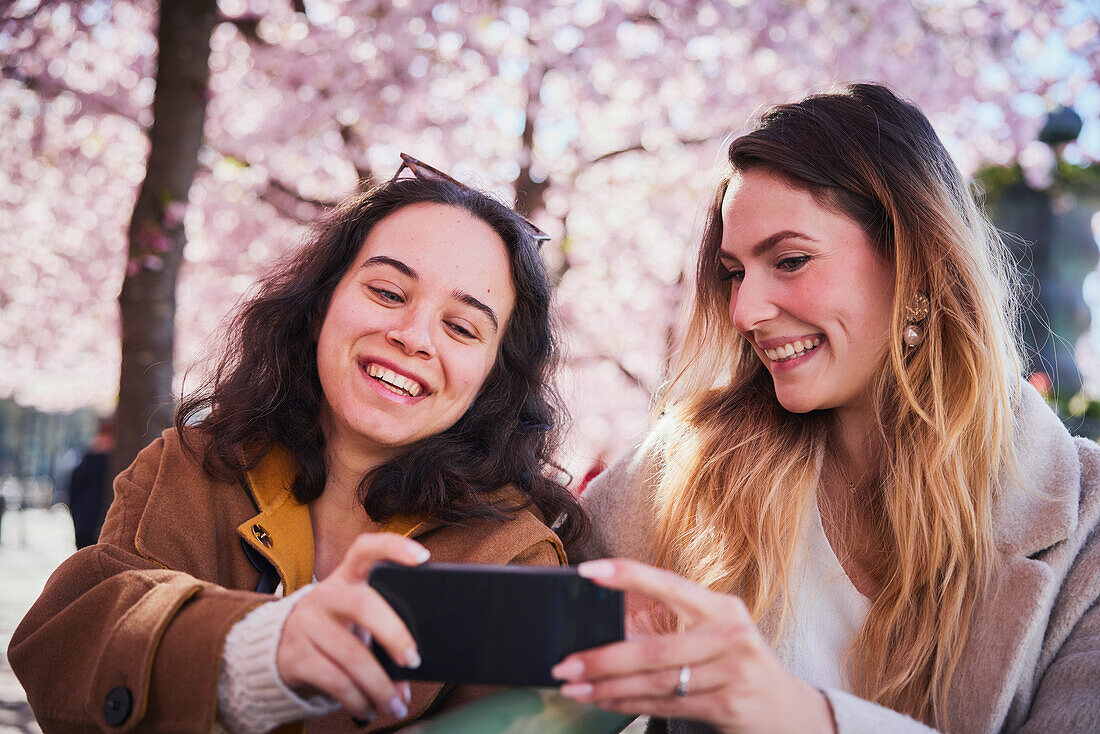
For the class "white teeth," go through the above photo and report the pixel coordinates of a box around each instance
[365,363,423,397]
[764,337,823,363]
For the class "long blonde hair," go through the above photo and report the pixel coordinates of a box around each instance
[650,84,1021,728]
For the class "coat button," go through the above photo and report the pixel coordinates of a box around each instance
[252,524,272,547]
[103,686,132,726]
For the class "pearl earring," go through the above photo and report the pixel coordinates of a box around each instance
[903,292,930,349]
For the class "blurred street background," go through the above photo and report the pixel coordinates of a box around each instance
[0,505,72,734]
[2,0,1100,729]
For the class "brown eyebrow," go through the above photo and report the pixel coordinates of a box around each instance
[452,291,499,332]
[360,255,499,333]
[720,230,818,263]
[361,255,417,279]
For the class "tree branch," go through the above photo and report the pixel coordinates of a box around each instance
[337,122,374,190]
[1,66,146,123]
[589,133,720,165]
[570,353,653,395]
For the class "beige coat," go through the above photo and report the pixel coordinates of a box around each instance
[581,383,1100,733]
[9,428,565,733]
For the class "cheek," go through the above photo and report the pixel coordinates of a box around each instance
[775,281,818,319]
[445,349,499,401]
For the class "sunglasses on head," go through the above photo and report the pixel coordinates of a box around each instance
[392,152,551,247]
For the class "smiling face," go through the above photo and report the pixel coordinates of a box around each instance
[315,202,516,466]
[718,169,895,424]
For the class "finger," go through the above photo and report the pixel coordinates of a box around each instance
[292,637,374,718]
[562,657,725,704]
[309,620,411,720]
[588,693,700,722]
[552,627,728,682]
[337,533,430,581]
[578,559,747,625]
[317,583,422,669]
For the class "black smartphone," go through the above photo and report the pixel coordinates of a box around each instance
[367,561,624,687]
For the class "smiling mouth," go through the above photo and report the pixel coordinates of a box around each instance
[764,337,822,363]
[364,362,425,397]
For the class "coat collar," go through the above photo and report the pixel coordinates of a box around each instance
[991,381,1079,556]
[238,445,441,595]
[946,381,1081,733]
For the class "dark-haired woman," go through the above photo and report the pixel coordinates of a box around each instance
[10,157,588,733]
[553,85,1100,733]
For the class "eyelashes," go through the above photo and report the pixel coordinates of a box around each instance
[369,286,404,303]
[777,255,810,272]
[718,255,812,283]
[719,269,742,283]
[367,284,481,341]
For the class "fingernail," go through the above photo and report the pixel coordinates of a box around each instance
[561,682,594,700]
[551,658,584,680]
[413,547,430,564]
[400,681,412,703]
[578,560,615,579]
[404,648,421,669]
[388,696,409,719]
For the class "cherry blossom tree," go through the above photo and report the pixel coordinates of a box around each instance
[2,0,1098,473]
[116,0,217,477]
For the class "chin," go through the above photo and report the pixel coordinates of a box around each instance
[773,391,819,415]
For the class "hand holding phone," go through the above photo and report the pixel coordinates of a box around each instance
[277,534,429,721]
[367,562,624,687]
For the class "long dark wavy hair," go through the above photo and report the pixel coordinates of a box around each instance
[177,175,589,552]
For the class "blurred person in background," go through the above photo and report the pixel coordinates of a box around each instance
[67,416,115,549]
[561,84,1100,733]
[10,158,588,733]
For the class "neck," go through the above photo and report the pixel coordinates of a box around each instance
[819,403,887,599]
[829,403,878,481]
[310,426,393,578]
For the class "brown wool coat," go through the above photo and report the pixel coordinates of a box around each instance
[581,383,1100,733]
[8,428,566,733]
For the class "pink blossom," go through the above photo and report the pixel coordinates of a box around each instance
[163,201,188,228]
[141,254,164,271]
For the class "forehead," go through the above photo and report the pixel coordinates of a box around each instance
[356,202,516,311]
[722,171,819,226]
[720,170,859,253]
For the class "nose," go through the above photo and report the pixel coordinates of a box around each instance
[728,272,779,333]
[386,310,436,358]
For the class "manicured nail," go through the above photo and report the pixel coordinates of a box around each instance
[413,547,430,564]
[399,681,412,704]
[388,696,408,719]
[561,682,594,700]
[404,648,421,669]
[551,658,584,680]
[578,560,615,579]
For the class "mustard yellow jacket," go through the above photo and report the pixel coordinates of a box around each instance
[9,428,565,733]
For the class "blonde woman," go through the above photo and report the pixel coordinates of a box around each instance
[553,84,1100,733]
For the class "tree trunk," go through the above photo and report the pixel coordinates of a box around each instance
[514,64,549,219]
[114,0,217,480]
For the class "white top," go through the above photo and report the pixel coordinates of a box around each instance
[775,495,871,692]
[215,582,340,733]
